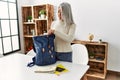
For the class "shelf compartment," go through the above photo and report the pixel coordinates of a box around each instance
[24,37,33,54]
[33,5,46,19]
[86,71,106,79]
[89,59,105,63]
[36,20,47,35]
[22,6,32,22]
[23,24,36,35]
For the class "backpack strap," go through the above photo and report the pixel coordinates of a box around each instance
[27,57,35,67]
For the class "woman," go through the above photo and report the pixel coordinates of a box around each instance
[48,2,76,62]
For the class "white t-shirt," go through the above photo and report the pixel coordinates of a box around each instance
[51,20,76,52]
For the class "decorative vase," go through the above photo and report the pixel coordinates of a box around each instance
[90,56,95,59]
[31,29,35,35]
[28,19,31,22]
[99,39,102,43]
[28,19,33,22]
[40,14,45,19]
[88,33,94,42]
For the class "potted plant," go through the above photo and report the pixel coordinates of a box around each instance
[99,39,102,43]
[89,52,95,59]
[39,9,46,19]
[27,16,32,22]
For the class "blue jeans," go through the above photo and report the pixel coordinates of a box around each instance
[56,52,72,62]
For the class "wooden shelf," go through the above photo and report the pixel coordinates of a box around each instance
[23,22,35,24]
[22,4,54,53]
[72,40,107,46]
[24,35,35,37]
[89,59,105,63]
[34,18,47,21]
[72,40,108,79]
[86,71,106,79]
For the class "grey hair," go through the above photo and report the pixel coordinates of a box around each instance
[59,2,74,26]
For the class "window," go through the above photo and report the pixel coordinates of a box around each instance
[0,0,20,55]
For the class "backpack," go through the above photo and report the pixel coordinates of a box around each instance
[27,34,56,67]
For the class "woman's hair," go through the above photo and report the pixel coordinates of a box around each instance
[59,2,74,26]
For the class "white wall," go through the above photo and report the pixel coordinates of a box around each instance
[18,0,120,72]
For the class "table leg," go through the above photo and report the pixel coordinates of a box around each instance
[81,74,87,80]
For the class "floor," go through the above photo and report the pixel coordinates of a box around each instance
[87,71,120,80]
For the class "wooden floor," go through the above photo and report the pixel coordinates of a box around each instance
[87,71,120,80]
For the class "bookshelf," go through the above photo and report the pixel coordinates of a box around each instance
[22,4,54,53]
[72,40,108,79]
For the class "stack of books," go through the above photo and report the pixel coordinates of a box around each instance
[34,64,69,75]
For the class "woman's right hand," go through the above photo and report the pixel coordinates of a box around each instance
[48,29,55,35]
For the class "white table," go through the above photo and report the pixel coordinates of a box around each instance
[0,53,89,80]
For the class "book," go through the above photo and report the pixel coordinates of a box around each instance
[34,64,69,75]
[34,65,56,73]
[54,64,69,75]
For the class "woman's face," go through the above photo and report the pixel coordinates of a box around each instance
[58,7,63,20]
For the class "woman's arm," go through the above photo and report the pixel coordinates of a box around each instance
[54,24,76,42]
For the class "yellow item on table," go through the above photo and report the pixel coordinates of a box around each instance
[54,64,69,75]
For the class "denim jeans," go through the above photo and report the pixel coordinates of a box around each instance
[56,52,72,62]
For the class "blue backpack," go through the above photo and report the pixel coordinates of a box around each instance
[27,34,56,67]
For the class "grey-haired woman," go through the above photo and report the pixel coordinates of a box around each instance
[48,2,76,62]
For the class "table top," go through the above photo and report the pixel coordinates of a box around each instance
[0,53,89,80]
